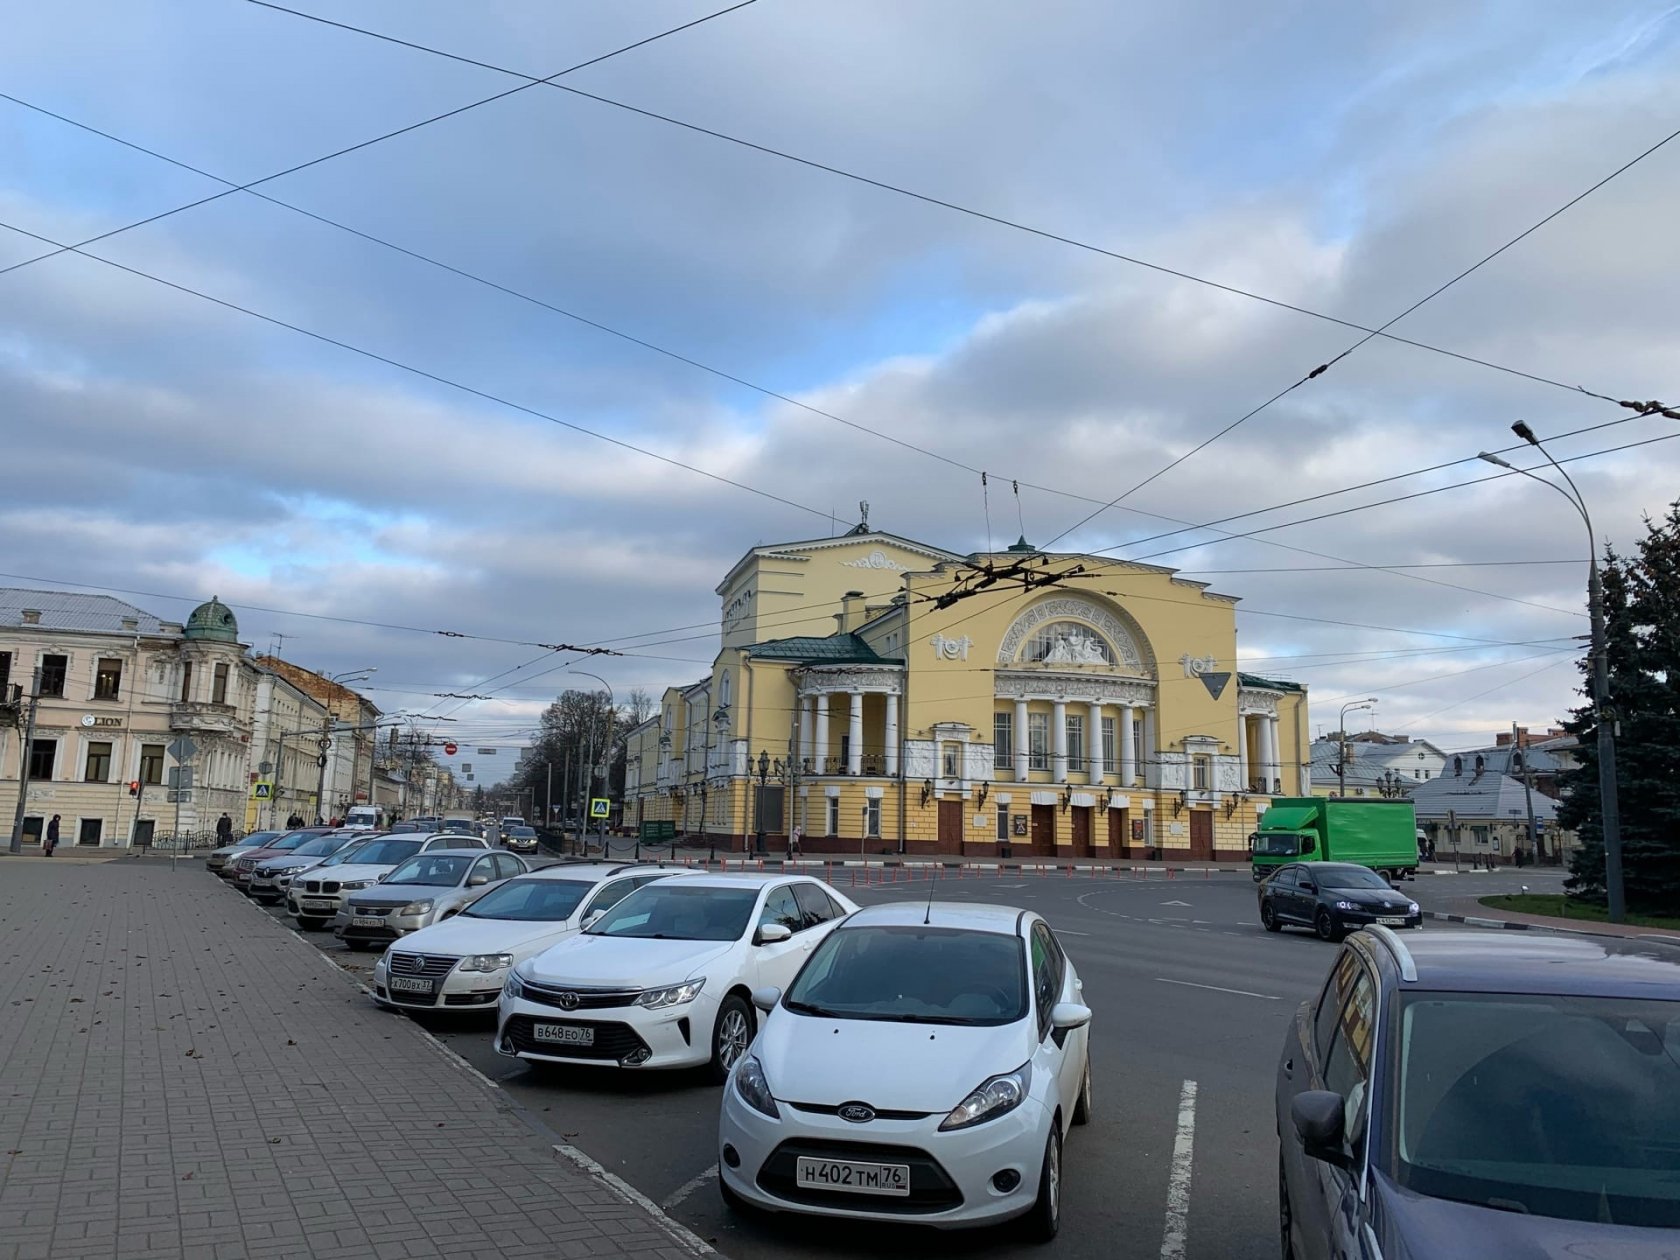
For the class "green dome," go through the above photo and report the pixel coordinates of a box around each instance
[184,596,239,642]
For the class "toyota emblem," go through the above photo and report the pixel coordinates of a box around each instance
[838,1103,875,1124]
[557,992,579,1010]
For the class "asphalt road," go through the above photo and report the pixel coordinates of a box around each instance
[243,864,1540,1259]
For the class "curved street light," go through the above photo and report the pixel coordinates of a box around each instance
[1337,698,1377,798]
[1480,426,1624,921]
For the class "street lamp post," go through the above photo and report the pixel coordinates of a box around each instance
[755,750,770,855]
[1481,427,1625,922]
[570,671,614,857]
[1337,699,1377,798]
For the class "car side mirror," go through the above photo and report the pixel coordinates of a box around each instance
[1300,880,1316,893]
[751,986,782,1013]
[468,874,488,887]
[1050,1002,1093,1031]
[1291,1090,1351,1169]
[581,910,604,929]
[757,923,792,945]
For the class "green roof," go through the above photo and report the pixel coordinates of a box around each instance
[744,634,900,664]
[1257,803,1319,832]
[1238,671,1304,693]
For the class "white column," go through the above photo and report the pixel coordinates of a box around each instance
[847,691,864,776]
[1267,715,1282,792]
[1120,704,1136,785]
[1257,717,1275,792]
[1236,713,1249,791]
[1142,707,1157,787]
[1088,702,1104,780]
[884,693,900,776]
[798,697,812,767]
[1051,700,1068,781]
[815,694,830,773]
[1013,699,1029,780]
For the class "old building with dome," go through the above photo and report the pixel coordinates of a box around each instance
[622,527,1310,859]
[0,589,347,847]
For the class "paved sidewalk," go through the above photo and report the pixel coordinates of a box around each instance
[1427,894,1680,940]
[0,861,709,1260]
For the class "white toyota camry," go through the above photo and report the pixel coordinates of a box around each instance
[716,902,1092,1240]
[371,863,693,1013]
[497,873,858,1080]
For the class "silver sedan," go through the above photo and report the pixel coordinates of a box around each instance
[335,850,529,950]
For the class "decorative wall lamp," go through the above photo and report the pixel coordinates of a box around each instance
[976,782,989,808]
[1224,796,1239,819]
[1101,787,1114,808]
[1060,787,1072,812]
[1172,789,1188,817]
[920,779,934,807]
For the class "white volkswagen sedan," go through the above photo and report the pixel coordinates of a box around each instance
[371,863,692,1013]
[716,902,1092,1240]
[497,873,857,1080]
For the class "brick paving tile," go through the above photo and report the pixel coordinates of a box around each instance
[0,861,710,1260]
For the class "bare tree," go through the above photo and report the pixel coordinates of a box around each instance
[625,687,655,725]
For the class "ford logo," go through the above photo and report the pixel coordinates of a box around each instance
[838,1103,875,1124]
[557,991,579,1010]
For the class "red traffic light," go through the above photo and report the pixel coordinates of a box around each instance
[128,781,141,796]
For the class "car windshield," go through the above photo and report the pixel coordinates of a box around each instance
[335,838,423,867]
[465,878,592,921]
[385,854,475,886]
[587,884,758,941]
[1253,832,1303,857]
[509,827,536,837]
[1394,992,1680,1227]
[235,832,281,848]
[1317,867,1390,890]
[317,839,377,866]
[268,831,321,852]
[291,835,349,857]
[784,925,1029,1026]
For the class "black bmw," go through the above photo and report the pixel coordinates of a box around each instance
[1259,861,1420,941]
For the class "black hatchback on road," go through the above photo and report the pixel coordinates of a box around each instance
[1278,927,1680,1258]
[1259,861,1419,941]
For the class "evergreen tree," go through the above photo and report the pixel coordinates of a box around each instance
[1561,501,1680,912]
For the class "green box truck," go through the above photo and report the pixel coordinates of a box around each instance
[1250,797,1419,882]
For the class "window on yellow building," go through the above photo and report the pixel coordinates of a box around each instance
[826,796,839,836]
[1192,754,1211,791]
[1066,716,1084,769]
[993,712,1012,769]
[1028,712,1049,770]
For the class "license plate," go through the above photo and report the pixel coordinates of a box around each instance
[351,916,384,928]
[1377,916,1408,926]
[302,899,332,910]
[532,1023,594,1046]
[795,1157,910,1197]
[387,976,433,994]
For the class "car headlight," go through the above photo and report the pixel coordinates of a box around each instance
[734,1054,779,1119]
[634,979,706,1009]
[398,900,434,917]
[503,968,526,1001]
[340,880,373,891]
[460,953,513,973]
[1407,902,1419,915]
[1335,900,1359,912]
[940,1064,1030,1131]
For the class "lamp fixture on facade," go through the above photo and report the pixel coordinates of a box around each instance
[1224,796,1238,818]
[1060,787,1072,812]
[1172,790,1187,817]
[1101,787,1114,809]
[976,782,989,807]
[920,779,934,807]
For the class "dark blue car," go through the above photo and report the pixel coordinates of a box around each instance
[1277,926,1680,1257]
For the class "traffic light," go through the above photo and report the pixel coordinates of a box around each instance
[128,781,140,797]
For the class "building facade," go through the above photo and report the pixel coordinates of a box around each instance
[251,656,381,822]
[1308,733,1447,797]
[623,529,1310,858]
[1,590,256,846]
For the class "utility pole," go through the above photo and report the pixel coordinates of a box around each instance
[8,668,42,853]
[314,714,332,824]
[1514,722,1541,863]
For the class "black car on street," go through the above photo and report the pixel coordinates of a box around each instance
[1259,861,1419,941]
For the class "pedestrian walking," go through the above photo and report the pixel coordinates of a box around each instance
[788,824,802,857]
[215,813,233,844]
[44,814,59,856]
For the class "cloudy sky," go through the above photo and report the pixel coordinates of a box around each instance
[4,0,1679,781]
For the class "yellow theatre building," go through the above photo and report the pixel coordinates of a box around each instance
[621,525,1309,860]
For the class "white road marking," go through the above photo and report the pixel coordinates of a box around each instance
[661,1164,718,1211]
[996,882,1029,888]
[1156,977,1281,1000]
[554,1145,717,1257]
[1161,899,1191,906]
[1161,1079,1197,1260]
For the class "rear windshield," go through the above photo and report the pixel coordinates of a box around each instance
[1395,992,1680,1227]
[785,925,1028,1026]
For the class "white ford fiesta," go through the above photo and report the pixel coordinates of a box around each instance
[497,873,858,1080]
[716,902,1092,1239]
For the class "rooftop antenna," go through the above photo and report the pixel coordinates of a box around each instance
[923,859,936,925]
[267,631,289,658]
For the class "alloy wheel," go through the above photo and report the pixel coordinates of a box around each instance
[717,1007,750,1070]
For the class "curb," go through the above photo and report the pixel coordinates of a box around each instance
[1423,909,1615,940]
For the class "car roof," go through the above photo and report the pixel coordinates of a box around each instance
[510,862,687,883]
[845,902,1026,935]
[1361,928,1680,998]
[650,871,819,890]
[1290,861,1377,873]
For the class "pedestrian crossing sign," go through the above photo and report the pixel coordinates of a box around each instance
[251,781,274,800]
[589,798,610,820]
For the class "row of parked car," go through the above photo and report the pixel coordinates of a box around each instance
[207,827,1095,1238]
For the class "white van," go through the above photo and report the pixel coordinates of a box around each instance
[344,804,385,831]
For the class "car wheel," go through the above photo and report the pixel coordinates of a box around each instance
[1022,1125,1062,1242]
[296,917,325,931]
[1314,909,1343,943]
[1261,902,1282,932]
[709,994,754,1084]
[1252,867,1264,883]
[1278,1151,1296,1260]
[1072,1057,1093,1126]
